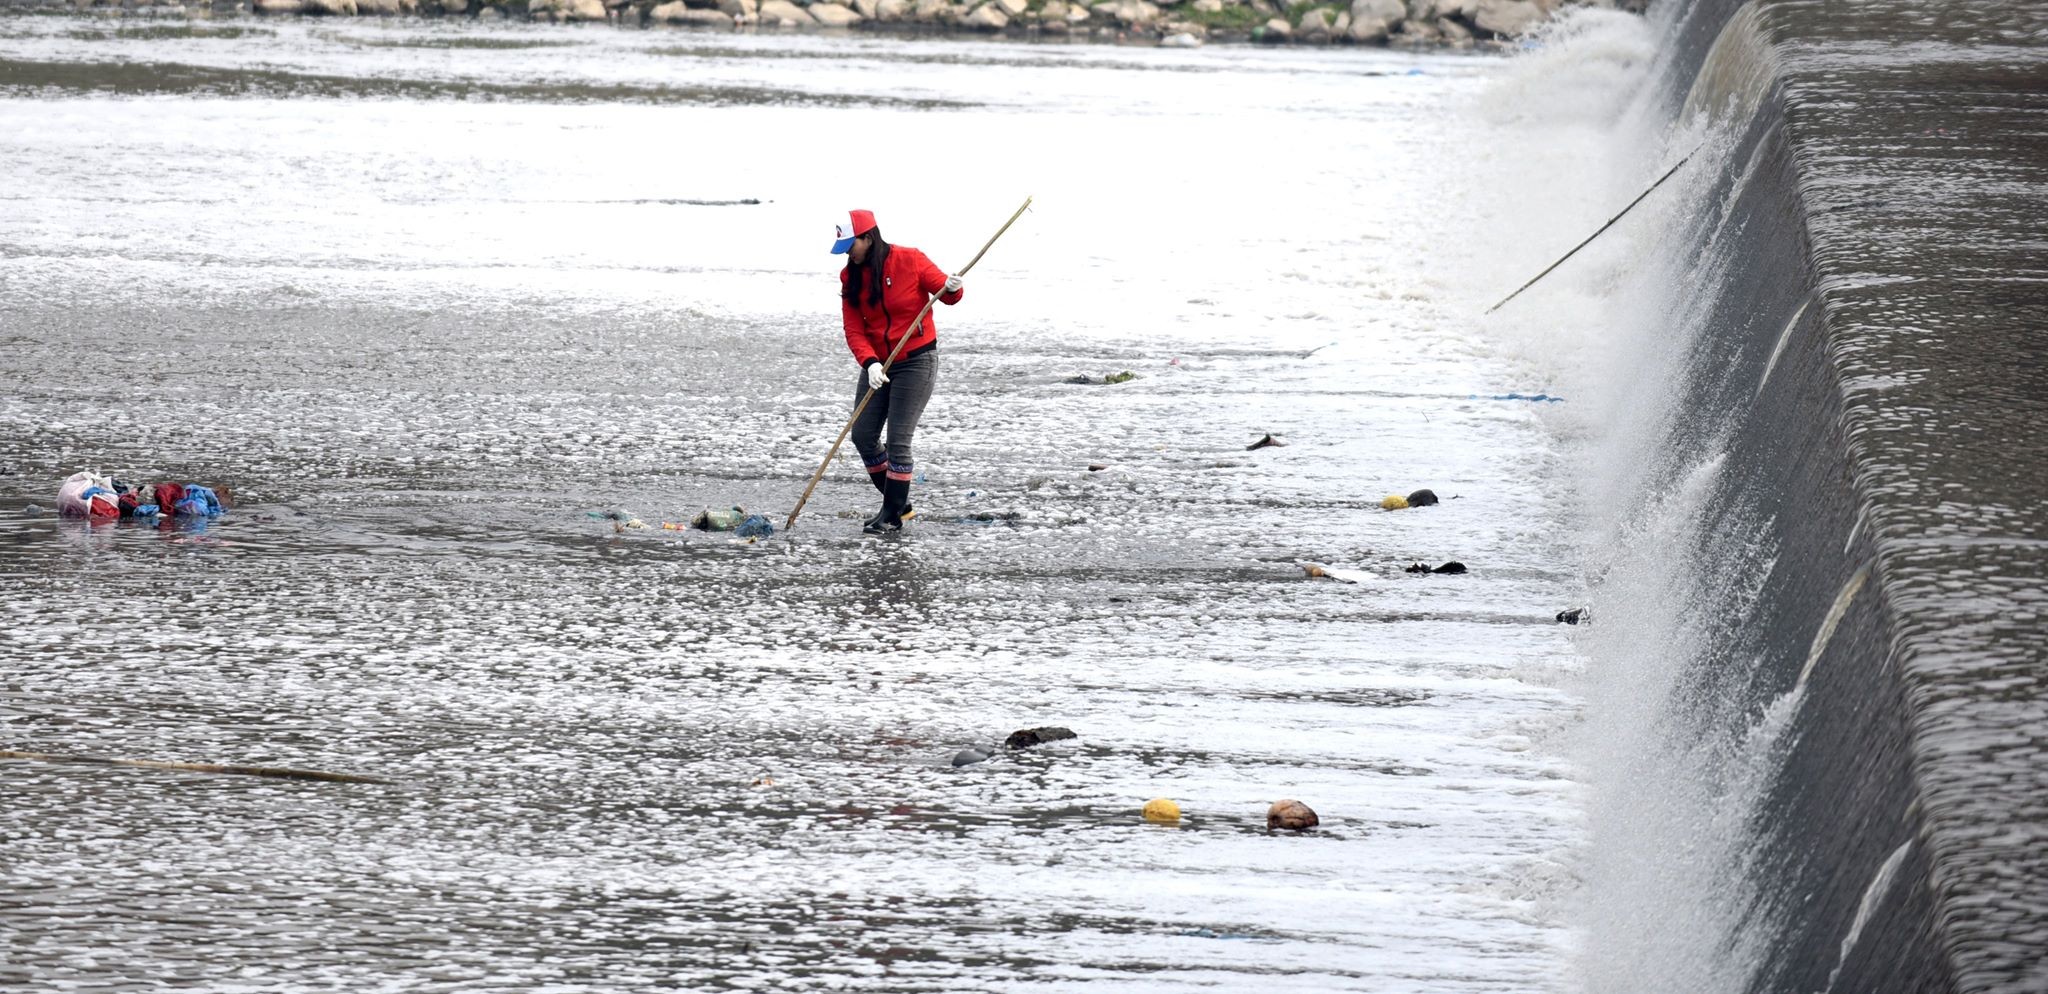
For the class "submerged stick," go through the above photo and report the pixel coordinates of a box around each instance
[1485,148,1700,315]
[786,195,1035,532]
[0,749,393,784]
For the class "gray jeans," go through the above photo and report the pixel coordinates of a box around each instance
[851,351,936,477]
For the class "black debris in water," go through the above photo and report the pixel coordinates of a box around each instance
[1406,561,1467,574]
[1005,727,1078,750]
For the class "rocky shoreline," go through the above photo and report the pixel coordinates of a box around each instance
[21,0,1645,47]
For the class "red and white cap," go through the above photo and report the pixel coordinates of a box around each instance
[831,209,877,254]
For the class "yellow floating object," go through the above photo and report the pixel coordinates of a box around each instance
[1143,797,1182,823]
[1381,494,1410,510]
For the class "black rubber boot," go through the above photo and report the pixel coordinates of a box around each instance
[863,469,888,526]
[864,477,912,534]
[863,470,912,529]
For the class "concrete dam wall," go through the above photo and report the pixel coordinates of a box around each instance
[1572,2,2045,992]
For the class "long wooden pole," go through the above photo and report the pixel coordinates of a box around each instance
[786,195,1034,531]
[1485,148,1699,315]
[1,749,392,784]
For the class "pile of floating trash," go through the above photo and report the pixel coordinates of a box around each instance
[52,471,228,522]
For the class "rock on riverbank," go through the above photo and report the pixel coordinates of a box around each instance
[36,0,1645,46]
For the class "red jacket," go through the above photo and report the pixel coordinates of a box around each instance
[840,245,963,368]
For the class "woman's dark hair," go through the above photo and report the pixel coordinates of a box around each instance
[841,227,890,308]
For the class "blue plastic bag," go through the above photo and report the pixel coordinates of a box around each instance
[176,485,226,517]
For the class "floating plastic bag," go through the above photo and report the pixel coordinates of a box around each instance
[690,506,748,531]
[1301,562,1369,584]
[57,471,120,520]
[587,508,646,531]
[175,484,227,518]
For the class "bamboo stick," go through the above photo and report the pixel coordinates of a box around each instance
[1,749,393,784]
[1486,148,1699,315]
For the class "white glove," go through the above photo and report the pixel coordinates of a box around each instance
[942,274,963,295]
[866,362,890,390]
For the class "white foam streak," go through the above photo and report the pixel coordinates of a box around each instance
[1823,839,1914,994]
[1795,563,1871,693]
[1757,297,1812,396]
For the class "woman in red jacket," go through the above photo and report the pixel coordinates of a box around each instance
[833,208,963,534]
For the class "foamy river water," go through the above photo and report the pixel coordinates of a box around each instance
[0,19,1594,992]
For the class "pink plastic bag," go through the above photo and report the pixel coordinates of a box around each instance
[57,471,120,520]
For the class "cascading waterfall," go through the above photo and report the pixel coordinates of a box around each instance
[1493,2,2047,992]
